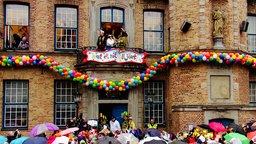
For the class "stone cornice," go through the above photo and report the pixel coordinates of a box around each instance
[171,105,254,112]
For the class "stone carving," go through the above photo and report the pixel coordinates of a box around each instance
[213,7,224,38]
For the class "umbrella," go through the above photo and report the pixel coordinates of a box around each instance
[0,136,7,143]
[116,133,139,144]
[143,128,161,137]
[23,136,48,144]
[252,135,256,142]
[0,135,7,144]
[247,130,256,139]
[224,132,250,144]
[10,136,29,144]
[59,127,79,136]
[198,124,213,131]
[52,136,69,144]
[208,122,226,132]
[43,123,59,131]
[171,140,188,144]
[227,123,245,135]
[144,139,168,144]
[250,122,256,131]
[139,136,167,144]
[88,119,98,127]
[97,136,121,144]
[30,123,59,136]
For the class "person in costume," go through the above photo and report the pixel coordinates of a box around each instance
[121,111,129,131]
[97,30,106,50]
[128,116,136,130]
[98,115,109,132]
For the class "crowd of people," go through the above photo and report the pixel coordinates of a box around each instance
[4,115,256,144]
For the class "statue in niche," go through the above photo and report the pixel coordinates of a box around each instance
[212,7,224,38]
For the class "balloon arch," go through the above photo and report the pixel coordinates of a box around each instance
[0,51,255,91]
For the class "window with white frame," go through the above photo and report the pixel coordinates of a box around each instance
[54,80,78,127]
[55,7,78,50]
[143,11,164,52]
[144,81,165,125]
[4,4,29,50]
[3,80,28,129]
[100,7,124,39]
[248,16,256,53]
[250,82,256,104]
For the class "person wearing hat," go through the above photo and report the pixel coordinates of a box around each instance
[121,111,129,130]
[109,116,121,133]
[106,35,115,51]
[97,30,106,51]
[117,28,128,50]
[128,117,136,130]
[98,115,109,132]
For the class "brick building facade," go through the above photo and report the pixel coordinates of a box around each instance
[0,0,255,136]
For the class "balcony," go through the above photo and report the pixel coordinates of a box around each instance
[75,46,147,72]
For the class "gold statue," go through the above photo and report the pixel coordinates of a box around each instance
[213,8,224,38]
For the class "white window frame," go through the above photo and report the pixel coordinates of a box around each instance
[3,80,28,129]
[248,16,256,53]
[250,82,256,105]
[144,81,165,125]
[4,3,29,50]
[143,11,164,52]
[55,6,78,50]
[54,80,78,127]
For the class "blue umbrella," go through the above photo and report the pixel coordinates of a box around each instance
[10,136,29,144]
[23,135,48,144]
[0,135,7,143]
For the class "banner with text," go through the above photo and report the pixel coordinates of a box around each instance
[82,49,147,64]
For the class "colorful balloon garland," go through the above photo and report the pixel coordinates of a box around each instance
[0,51,256,91]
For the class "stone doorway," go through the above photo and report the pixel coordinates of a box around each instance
[99,103,128,125]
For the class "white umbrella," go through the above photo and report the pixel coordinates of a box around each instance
[88,120,98,127]
[52,136,69,144]
[138,136,167,144]
[117,133,139,144]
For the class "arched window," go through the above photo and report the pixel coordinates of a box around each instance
[100,7,124,39]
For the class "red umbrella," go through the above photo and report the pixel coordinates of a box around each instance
[208,122,226,132]
[247,130,256,139]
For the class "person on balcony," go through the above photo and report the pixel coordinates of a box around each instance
[117,28,128,50]
[106,35,115,51]
[97,30,106,51]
